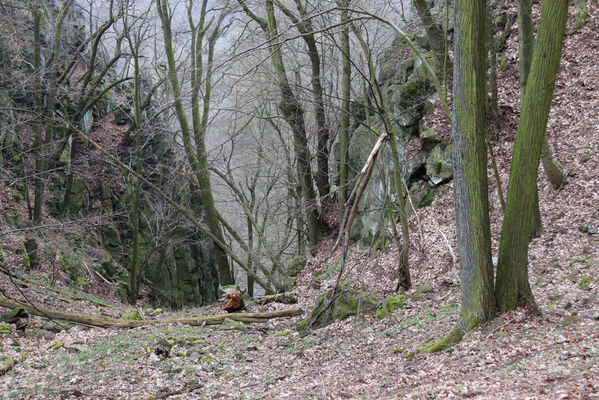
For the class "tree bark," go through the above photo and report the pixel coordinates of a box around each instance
[451,0,495,331]
[338,2,351,220]
[496,0,568,311]
[421,0,494,353]
[32,3,43,226]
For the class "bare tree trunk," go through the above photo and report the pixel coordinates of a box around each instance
[238,0,323,250]
[496,0,568,311]
[413,0,452,80]
[275,1,332,201]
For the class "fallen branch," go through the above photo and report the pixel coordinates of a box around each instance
[0,296,302,328]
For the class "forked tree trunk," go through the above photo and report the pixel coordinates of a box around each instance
[496,0,568,311]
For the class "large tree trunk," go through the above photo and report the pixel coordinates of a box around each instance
[451,0,495,331]
[421,0,494,353]
[495,0,568,311]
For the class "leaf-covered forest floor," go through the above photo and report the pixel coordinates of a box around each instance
[1,3,599,400]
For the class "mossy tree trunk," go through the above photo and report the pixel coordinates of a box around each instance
[517,0,565,236]
[496,0,568,311]
[451,0,495,332]
[156,0,233,285]
[31,2,43,226]
[124,13,146,304]
[487,3,500,118]
[516,0,543,239]
[421,0,494,353]
[338,1,351,220]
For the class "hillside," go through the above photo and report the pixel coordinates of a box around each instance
[1,1,598,399]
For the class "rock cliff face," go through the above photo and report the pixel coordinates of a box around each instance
[0,0,218,308]
[341,34,453,249]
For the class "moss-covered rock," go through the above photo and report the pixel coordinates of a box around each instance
[121,310,143,320]
[426,141,453,185]
[113,102,131,125]
[24,237,39,270]
[418,188,435,208]
[376,295,407,319]
[297,285,378,331]
[420,127,441,151]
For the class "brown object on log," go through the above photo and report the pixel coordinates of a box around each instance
[222,290,245,313]
[0,295,302,328]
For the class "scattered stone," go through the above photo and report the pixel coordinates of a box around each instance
[42,320,71,333]
[0,322,11,335]
[218,319,247,331]
[47,341,64,350]
[153,338,172,359]
[560,315,579,327]
[420,127,441,150]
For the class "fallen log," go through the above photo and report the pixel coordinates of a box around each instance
[0,296,302,329]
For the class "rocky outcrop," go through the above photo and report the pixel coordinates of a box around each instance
[340,34,454,248]
[0,2,218,309]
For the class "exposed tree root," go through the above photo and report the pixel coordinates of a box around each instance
[417,328,464,353]
[0,296,302,329]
